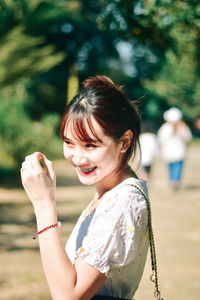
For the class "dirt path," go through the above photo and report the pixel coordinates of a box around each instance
[0,144,200,300]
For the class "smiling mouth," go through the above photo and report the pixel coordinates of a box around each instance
[76,166,97,174]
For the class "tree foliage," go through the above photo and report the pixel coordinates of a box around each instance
[143,0,200,124]
[0,0,200,168]
[0,83,62,167]
[0,25,65,88]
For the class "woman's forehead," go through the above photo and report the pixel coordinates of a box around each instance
[64,116,103,142]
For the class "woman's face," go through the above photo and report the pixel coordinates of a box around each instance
[63,117,123,186]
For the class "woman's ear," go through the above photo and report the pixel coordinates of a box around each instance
[119,130,133,153]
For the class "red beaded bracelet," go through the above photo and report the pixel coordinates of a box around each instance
[33,221,61,240]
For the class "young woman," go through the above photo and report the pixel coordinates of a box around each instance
[21,76,149,300]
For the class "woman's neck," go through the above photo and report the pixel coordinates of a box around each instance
[95,165,137,198]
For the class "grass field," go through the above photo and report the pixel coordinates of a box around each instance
[0,144,200,300]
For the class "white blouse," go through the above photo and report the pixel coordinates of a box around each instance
[65,177,149,299]
[140,132,158,166]
[157,122,192,163]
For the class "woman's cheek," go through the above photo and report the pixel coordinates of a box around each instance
[63,145,71,161]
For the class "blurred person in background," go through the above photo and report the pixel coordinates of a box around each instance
[139,122,158,181]
[158,107,192,190]
[194,117,200,131]
[20,76,150,300]
[193,116,200,137]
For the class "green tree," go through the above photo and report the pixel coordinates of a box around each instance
[0,0,180,118]
[0,83,62,167]
[0,25,65,88]
[1,0,200,168]
[0,0,66,168]
[142,0,200,125]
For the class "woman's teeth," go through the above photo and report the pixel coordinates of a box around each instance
[77,166,96,173]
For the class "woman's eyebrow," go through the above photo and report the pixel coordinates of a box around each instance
[85,139,98,143]
[63,136,71,141]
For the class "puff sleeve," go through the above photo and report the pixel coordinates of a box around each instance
[76,185,148,278]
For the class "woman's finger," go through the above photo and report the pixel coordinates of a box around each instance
[20,166,27,173]
[21,161,26,168]
[25,154,35,170]
[20,161,28,173]
[29,152,44,172]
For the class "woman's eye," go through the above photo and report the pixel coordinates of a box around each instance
[85,143,97,148]
[64,140,72,145]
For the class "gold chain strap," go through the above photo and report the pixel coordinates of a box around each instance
[127,184,164,300]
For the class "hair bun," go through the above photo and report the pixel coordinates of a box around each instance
[83,75,119,90]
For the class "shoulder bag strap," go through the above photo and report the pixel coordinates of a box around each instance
[128,184,164,300]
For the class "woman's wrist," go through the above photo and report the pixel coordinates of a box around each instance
[33,199,56,214]
[33,221,61,240]
[34,201,58,230]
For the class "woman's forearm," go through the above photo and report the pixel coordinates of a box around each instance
[21,153,105,299]
[35,203,77,300]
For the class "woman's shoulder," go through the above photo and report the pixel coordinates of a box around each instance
[100,177,148,213]
[113,177,148,198]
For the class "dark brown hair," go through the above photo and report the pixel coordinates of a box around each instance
[60,75,141,167]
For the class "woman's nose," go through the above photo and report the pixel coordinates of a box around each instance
[71,149,89,166]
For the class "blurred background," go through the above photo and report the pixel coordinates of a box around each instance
[0,1,200,299]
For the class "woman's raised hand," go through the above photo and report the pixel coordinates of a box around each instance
[20,152,56,211]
